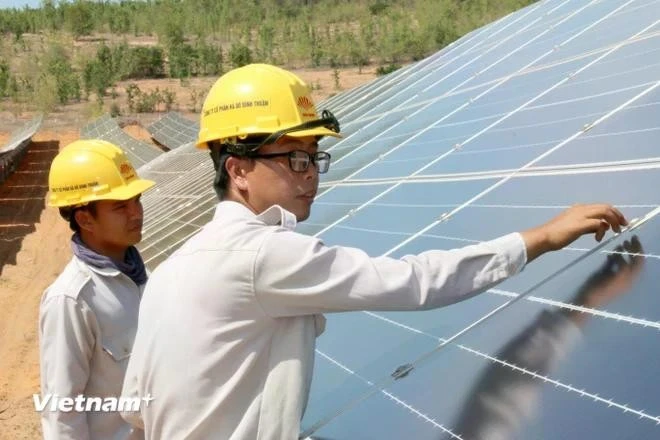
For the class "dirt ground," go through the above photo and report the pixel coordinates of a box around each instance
[0,130,78,440]
[0,67,377,439]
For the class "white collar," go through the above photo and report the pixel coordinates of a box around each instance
[214,201,298,231]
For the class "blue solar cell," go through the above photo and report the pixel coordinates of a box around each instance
[316,179,494,254]
[304,214,660,438]
[346,56,604,180]
[540,0,660,66]
[304,147,659,437]
[298,185,385,236]
[308,342,660,439]
[537,92,660,166]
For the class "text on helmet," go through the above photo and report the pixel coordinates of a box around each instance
[203,99,270,117]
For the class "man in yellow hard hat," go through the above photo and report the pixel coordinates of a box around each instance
[122,64,627,439]
[39,139,154,440]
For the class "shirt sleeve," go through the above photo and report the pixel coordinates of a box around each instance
[39,295,95,440]
[253,229,527,317]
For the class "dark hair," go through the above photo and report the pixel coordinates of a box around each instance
[208,141,231,201]
[59,203,97,232]
[208,136,268,200]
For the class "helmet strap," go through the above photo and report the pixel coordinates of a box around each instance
[223,110,340,157]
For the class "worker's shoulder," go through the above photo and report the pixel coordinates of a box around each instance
[196,213,287,245]
[42,257,93,303]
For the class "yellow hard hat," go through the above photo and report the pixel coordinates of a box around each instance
[48,139,155,208]
[196,63,341,150]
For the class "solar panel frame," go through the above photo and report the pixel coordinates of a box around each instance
[80,114,163,166]
[147,112,199,150]
[0,114,43,185]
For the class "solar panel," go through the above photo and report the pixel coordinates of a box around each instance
[137,142,215,268]
[147,112,199,150]
[80,114,163,166]
[0,114,43,154]
[137,0,660,437]
[0,114,43,185]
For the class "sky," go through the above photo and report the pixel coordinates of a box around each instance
[0,0,44,9]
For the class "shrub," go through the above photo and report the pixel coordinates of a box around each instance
[376,63,400,76]
[229,43,252,68]
[110,102,121,117]
[0,61,10,97]
[125,83,178,113]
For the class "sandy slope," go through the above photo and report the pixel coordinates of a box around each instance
[0,131,78,439]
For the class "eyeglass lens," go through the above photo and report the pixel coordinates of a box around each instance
[289,151,330,174]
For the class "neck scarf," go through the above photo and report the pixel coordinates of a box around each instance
[71,233,147,286]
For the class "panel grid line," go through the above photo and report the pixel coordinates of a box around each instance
[325,0,580,167]
[313,350,465,439]
[315,2,642,234]
[305,205,660,434]
[322,157,660,187]
[336,1,550,126]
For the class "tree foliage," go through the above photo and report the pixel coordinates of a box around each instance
[0,0,535,68]
[0,0,535,111]
[44,44,80,105]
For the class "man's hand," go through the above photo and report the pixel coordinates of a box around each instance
[521,204,628,263]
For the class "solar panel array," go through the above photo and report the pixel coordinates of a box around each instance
[0,114,43,185]
[147,112,199,150]
[137,0,660,437]
[80,114,163,166]
[137,142,214,268]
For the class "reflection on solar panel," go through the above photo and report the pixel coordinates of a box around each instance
[80,114,162,166]
[0,114,43,154]
[147,112,199,150]
[138,0,660,437]
[0,114,43,185]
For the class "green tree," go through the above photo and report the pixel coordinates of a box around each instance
[169,43,195,79]
[82,44,114,97]
[229,43,252,68]
[0,60,10,97]
[64,0,94,38]
[194,41,222,76]
[257,23,276,62]
[44,44,80,104]
[120,47,165,80]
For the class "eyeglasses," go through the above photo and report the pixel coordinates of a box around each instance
[251,150,332,174]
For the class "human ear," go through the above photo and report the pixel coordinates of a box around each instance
[225,156,250,192]
[74,209,95,233]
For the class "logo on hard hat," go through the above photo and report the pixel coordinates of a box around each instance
[297,96,314,110]
[120,162,136,179]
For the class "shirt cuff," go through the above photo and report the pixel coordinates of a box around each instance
[490,232,528,276]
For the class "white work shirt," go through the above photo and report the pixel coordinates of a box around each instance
[39,255,145,440]
[122,201,527,439]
